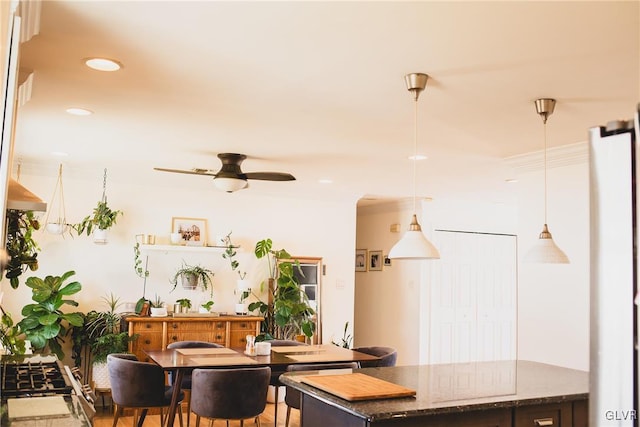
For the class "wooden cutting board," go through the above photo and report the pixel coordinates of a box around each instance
[300,373,416,401]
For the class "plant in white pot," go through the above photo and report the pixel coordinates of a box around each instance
[73,169,122,244]
[84,294,137,389]
[170,262,214,292]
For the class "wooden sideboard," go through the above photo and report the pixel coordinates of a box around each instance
[126,315,262,362]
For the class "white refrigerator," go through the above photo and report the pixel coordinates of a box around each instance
[589,105,640,426]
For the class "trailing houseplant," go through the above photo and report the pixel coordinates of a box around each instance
[133,242,150,314]
[17,270,84,360]
[249,238,315,341]
[73,200,123,237]
[0,307,26,355]
[4,209,40,289]
[170,262,214,292]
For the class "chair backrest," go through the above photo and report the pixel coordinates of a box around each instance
[284,362,358,409]
[107,353,167,407]
[353,346,397,368]
[167,341,224,349]
[190,367,271,420]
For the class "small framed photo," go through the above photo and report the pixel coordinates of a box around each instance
[171,217,208,246]
[369,250,383,271]
[355,249,367,272]
[384,255,391,266]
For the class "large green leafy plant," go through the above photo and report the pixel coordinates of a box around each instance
[18,270,84,360]
[249,239,315,341]
[4,209,40,288]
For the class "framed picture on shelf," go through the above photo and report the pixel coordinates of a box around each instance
[355,249,367,272]
[384,255,392,266]
[171,217,208,246]
[369,250,383,271]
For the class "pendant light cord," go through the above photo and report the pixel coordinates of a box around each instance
[413,97,418,214]
[101,168,108,203]
[543,120,548,225]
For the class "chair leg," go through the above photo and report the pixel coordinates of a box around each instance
[178,405,184,427]
[112,405,122,427]
[138,408,148,427]
[285,406,292,427]
[184,390,192,427]
[240,420,244,427]
[194,415,200,427]
[273,387,279,427]
[255,416,261,427]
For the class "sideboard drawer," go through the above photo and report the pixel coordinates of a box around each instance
[514,402,572,427]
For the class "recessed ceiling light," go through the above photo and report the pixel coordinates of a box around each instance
[408,154,428,160]
[66,108,93,116]
[318,179,333,184]
[84,57,123,72]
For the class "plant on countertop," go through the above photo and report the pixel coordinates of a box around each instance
[222,231,247,280]
[150,294,165,308]
[201,300,214,311]
[5,209,40,289]
[249,238,315,341]
[17,270,84,360]
[170,262,214,292]
[176,298,192,310]
[73,200,123,236]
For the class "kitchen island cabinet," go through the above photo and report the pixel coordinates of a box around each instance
[126,315,262,361]
[280,360,588,427]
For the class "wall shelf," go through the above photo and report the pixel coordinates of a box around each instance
[139,244,237,254]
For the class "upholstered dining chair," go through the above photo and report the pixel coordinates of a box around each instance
[283,362,359,427]
[265,339,308,426]
[352,346,397,368]
[190,366,271,427]
[166,341,224,427]
[107,353,184,427]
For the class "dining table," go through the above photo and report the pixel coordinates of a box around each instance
[144,344,380,427]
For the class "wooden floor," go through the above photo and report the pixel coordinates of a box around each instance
[93,402,300,427]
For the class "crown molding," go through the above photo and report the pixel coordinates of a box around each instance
[504,141,588,173]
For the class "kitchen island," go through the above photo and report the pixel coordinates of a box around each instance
[280,360,588,427]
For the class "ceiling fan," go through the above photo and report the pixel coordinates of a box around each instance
[154,153,296,193]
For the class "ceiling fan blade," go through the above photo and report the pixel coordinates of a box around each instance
[154,167,217,177]
[244,172,296,181]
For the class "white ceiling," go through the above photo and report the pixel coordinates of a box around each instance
[10,1,640,205]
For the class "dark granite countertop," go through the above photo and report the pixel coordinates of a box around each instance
[279,360,589,421]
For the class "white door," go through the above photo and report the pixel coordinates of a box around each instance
[429,231,517,364]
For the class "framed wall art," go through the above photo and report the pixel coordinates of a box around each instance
[171,217,208,246]
[355,249,367,272]
[369,250,383,271]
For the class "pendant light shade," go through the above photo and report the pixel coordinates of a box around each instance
[388,73,440,260]
[524,98,569,264]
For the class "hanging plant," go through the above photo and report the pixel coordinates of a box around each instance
[4,209,40,289]
[73,168,122,243]
[43,164,74,237]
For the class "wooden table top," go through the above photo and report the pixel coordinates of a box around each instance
[145,344,379,369]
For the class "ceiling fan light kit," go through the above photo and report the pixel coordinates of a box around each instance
[155,152,295,193]
[524,98,569,264]
[388,72,440,260]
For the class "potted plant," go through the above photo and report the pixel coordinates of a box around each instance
[235,290,250,315]
[17,270,84,360]
[4,209,40,289]
[73,200,123,244]
[170,262,214,292]
[150,294,167,317]
[249,239,315,341]
[175,298,192,313]
[83,293,137,388]
[200,300,214,314]
[0,308,26,355]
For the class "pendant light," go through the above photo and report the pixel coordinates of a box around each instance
[524,98,569,264]
[388,73,440,260]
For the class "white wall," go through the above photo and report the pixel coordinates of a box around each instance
[516,160,589,371]
[355,197,517,366]
[0,171,358,363]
